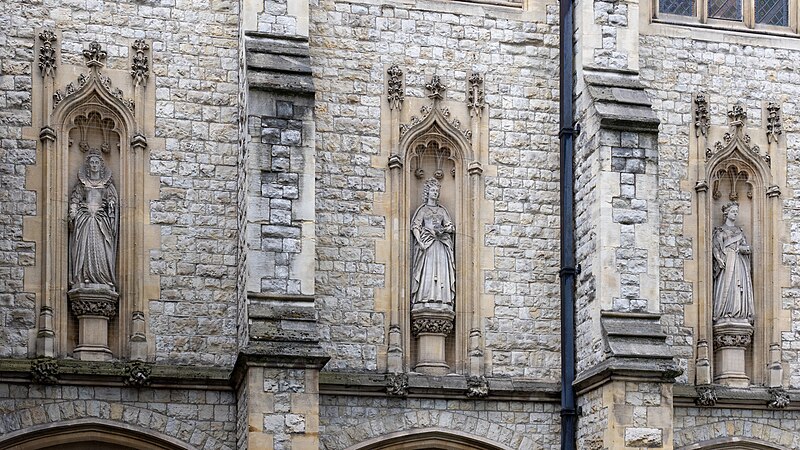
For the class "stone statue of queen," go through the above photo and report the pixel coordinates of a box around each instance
[68,148,119,291]
[410,177,455,310]
[712,201,754,323]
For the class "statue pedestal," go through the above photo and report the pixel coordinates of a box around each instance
[68,285,118,361]
[713,318,753,388]
[411,305,454,376]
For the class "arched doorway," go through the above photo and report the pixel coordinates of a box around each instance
[0,419,193,450]
[676,436,790,450]
[345,428,513,450]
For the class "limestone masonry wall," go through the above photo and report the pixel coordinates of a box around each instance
[0,383,237,449]
[639,35,800,387]
[309,0,564,379]
[0,0,242,365]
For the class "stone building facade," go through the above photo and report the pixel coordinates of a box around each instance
[1,0,800,447]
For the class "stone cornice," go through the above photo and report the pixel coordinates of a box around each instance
[0,358,231,389]
[674,384,800,410]
[319,372,561,402]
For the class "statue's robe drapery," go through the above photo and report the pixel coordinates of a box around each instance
[410,203,455,309]
[68,166,118,289]
[712,225,754,322]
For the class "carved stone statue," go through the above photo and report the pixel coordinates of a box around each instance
[712,201,754,323]
[68,149,118,291]
[410,177,455,310]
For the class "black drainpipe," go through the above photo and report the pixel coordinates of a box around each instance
[558,0,577,446]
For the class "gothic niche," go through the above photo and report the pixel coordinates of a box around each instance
[409,141,457,375]
[67,111,121,361]
[698,103,779,388]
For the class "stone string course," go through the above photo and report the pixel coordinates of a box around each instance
[310,0,563,379]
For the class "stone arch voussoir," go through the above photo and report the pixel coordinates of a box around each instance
[0,400,233,450]
[675,420,797,450]
[323,411,531,450]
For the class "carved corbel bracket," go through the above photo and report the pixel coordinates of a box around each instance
[386,372,409,397]
[768,387,790,409]
[124,360,153,387]
[30,357,59,384]
[468,161,483,176]
[695,385,718,407]
[466,375,489,398]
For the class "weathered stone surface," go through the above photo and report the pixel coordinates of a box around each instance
[624,427,662,447]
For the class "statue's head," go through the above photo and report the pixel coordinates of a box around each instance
[86,149,104,176]
[722,201,739,221]
[422,177,441,203]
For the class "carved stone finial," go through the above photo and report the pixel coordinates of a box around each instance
[768,387,790,409]
[124,360,153,387]
[425,75,446,101]
[83,41,107,68]
[695,385,717,407]
[386,373,409,397]
[727,103,747,131]
[467,73,485,117]
[466,375,489,398]
[766,102,782,144]
[694,92,709,138]
[30,357,59,384]
[131,39,150,86]
[38,30,58,78]
[387,65,404,111]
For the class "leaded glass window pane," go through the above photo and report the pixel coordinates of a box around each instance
[708,0,743,20]
[660,0,694,15]
[755,0,788,25]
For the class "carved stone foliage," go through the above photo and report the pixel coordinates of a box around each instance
[695,385,717,407]
[466,375,489,398]
[713,331,752,348]
[124,360,153,387]
[766,388,790,409]
[38,30,57,78]
[694,92,709,137]
[411,317,455,336]
[131,39,150,86]
[467,73,485,117]
[400,105,472,142]
[387,65,404,111]
[386,373,409,397]
[53,42,135,112]
[30,357,59,384]
[83,41,107,67]
[706,104,770,167]
[766,102,782,144]
[425,75,446,100]
[69,298,118,318]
